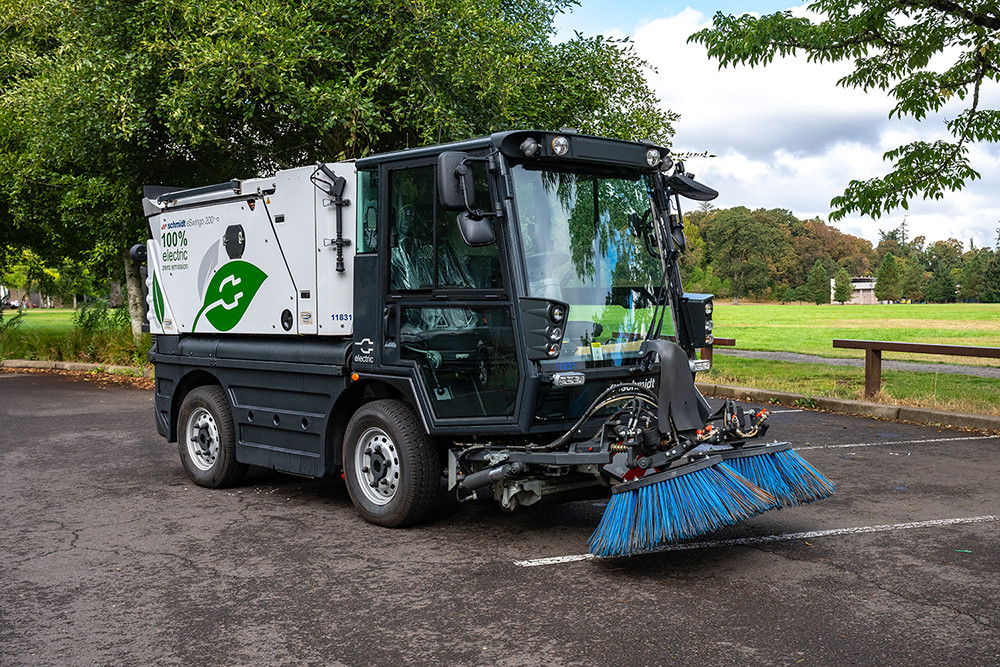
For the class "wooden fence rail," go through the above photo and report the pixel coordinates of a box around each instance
[700,337,736,364]
[832,339,1000,396]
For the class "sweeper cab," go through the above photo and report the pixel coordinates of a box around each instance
[138,130,832,557]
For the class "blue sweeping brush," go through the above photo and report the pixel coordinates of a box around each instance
[718,442,834,508]
[588,456,779,557]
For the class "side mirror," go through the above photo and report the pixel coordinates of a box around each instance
[456,212,495,247]
[438,151,474,211]
[666,173,719,202]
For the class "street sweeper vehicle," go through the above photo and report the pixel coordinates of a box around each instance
[138,129,833,557]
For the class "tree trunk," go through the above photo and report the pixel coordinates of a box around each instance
[123,251,145,343]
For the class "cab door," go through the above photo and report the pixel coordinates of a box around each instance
[382,158,520,421]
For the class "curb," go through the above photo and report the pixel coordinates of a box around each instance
[2,359,995,432]
[697,382,1000,433]
[1,358,153,378]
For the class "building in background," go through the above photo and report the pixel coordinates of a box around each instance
[831,277,877,305]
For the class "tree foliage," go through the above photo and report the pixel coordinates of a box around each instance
[0,0,676,333]
[980,255,1000,303]
[834,267,853,303]
[689,0,1000,220]
[875,252,901,301]
[806,260,830,304]
[925,261,958,302]
[706,206,784,304]
[901,258,927,301]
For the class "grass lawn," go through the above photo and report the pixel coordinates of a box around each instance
[10,308,76,334]
[706,302,1000,415]
[1,307,148,367]
[3,302,999,415]
[713,302,1000,360]
[704,354,1000,416]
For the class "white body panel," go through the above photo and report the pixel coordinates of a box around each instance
[144,163,357,337]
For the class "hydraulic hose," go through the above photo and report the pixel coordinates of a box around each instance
[529,383,658,452]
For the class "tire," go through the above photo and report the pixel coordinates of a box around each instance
[177,385,248,488]
[343,399,440,528]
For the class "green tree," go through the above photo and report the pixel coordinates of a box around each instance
[980,256,1000,303]
[1,0,676,337]
[689,1,1000,220]
[806,260,830,304]
[926,238,965,273]
[901,260,926,302]
[875,253,901,302]
[707,207,784,304]
[926,262,957,303]
[834,268,853,303]
[959,247,992,302]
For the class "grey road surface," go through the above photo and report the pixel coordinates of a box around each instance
[2,371,998,666]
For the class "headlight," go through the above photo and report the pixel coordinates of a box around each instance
[549,305,566,322]
[645,148,661,168]
[546,342,561,356]
[689,359,711,373]
[520,137,539,157]
[705,320,713,333]
[705,334,714,346]
[704,302,713,317]
[548,327,563,341]
[551,135,570,157]
[553,372,585,387]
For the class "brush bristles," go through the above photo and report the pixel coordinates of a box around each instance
[588,463,778,557]
[726,449,835,507]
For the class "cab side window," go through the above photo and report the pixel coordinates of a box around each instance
[356,169,378,253]
[389,163,502,292]
[389,167,435,290]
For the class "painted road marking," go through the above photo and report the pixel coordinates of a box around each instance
[796,435,999,451]
[513,515,1000,567]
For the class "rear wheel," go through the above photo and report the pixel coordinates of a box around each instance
[177,385,248,488]
[343,399,439,527]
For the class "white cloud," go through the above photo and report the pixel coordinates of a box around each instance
[630,7,1000,250]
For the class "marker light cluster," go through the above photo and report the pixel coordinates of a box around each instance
[546,303,566,357]
[705,301,714,346]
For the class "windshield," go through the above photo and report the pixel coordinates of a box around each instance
[511,164,671,369]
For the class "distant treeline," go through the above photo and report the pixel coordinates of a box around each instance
[679,206,1000,304]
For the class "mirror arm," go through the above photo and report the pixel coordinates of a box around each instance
[454,155,501,220]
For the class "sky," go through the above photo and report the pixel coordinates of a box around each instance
[553,1,1000,252]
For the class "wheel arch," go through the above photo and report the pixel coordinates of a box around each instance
[166,369,223,443]
[325,378,422,470]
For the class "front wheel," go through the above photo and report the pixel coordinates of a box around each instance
[177,385,248,488]
[343,400,440,527]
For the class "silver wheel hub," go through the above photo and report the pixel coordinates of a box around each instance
[355,427,400,506]
[185,407,219,472]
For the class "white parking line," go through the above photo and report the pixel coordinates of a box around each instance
[796,435,999,450]
[513,515,1000,567]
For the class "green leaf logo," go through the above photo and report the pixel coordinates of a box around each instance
[193,261,268,332]
[152,268,165,325]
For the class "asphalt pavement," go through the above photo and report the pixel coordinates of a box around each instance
[2,371,999,666]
